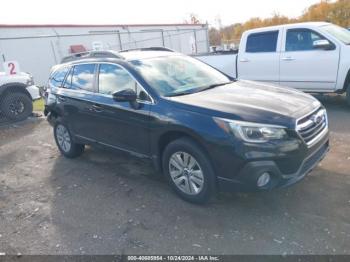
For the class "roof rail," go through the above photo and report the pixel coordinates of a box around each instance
[61,50,124,63]
[119,47,175,53]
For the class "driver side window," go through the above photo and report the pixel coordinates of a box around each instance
[286,29,326,51]
[98,63,151,102]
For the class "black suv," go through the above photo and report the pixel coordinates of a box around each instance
[45,48,329,203]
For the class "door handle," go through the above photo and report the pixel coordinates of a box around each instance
[239,58,250,62]
[90,104,103,112]
[281,57,295,61]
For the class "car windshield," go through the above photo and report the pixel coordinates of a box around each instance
[322,24,350,45]
[131,55,231,97]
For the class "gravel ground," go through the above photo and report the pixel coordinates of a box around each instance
[0,95,349,255]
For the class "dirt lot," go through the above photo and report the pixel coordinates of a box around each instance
[0,95,349,255]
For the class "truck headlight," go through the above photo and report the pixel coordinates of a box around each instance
[214,117,287,143]
[26,75,34,86]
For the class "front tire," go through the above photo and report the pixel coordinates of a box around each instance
[162,138,216,204]
[54,123,85,158]
[0,92,33,121]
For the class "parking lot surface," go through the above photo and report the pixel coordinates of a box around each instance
[0,95,349,255]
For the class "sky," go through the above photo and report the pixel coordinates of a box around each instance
[0,0,322,27]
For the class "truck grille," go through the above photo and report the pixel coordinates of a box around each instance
[296,108,328,147]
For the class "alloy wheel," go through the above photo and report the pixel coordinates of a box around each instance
[168,151,204,195]
[56,124,72,153]
[9,99,25,115]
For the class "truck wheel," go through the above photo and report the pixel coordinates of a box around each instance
[162,137,216,204]
[54,123,85,158]
[0,92,33,121]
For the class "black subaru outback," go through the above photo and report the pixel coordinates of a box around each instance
[44,48,329,203]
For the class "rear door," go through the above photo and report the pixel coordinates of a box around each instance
[279,28,340,91]
[58,63,100,140]
[238,30,281,83]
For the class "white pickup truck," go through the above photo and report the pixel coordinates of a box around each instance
[0,72,41,121]
[196,22,350,105]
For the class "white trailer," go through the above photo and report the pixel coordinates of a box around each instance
[0,24,209,85]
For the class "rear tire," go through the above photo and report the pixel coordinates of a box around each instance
[162,137,216,204]
[0,92,33,121]
[54,123,85,158]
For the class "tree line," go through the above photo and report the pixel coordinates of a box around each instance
[209,0,350,46]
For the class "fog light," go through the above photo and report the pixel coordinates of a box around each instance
[257,172,271,187]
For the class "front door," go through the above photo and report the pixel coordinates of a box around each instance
[279,28,340,91]
[90,63,152,156]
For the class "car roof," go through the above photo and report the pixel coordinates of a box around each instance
[244,22,331,34]
[59,47,178,64]
[120,50,179,61]
[51,49,181,74]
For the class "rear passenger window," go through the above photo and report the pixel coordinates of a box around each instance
[71,64,96,92]
[246,31,279,53]
[49,67,69,88]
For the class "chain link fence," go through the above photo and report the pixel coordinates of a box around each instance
[0,25,209,123]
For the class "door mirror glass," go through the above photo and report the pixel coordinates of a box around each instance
[112,88,137,102]
[313,39,333,50]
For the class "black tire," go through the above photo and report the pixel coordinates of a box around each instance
[346,88,350,107]
[0,92,33,121]
[54,123,85,158]
[162,137,216,204]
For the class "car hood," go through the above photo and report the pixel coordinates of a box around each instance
[0,71,31,81]
[167,80,321,128]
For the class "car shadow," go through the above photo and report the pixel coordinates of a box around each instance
[312,94,349,134]
[47,143,349,254]
[0,117,43,147]
[44,93,349,254]
[313,93,349,111]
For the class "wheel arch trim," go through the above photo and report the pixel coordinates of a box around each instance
[0,83,32,98]
[154,128,214,174]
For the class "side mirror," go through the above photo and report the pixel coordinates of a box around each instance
[112,89,137,102]
[313,39,333,50]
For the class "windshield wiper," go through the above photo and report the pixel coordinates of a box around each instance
[166,81,234,97]
[197,81,234,92]
[166,90,196,97]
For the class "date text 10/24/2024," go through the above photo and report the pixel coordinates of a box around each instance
[127,255,220,261]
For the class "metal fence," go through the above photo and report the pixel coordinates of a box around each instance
[0,26,209,85]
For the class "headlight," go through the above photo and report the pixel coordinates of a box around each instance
[214,117,287,143]
[26,75,34,86]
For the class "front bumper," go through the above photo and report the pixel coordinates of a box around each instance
[217,137,329,192]
[26,85,41,100]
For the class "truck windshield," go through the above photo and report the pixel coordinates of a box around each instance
[322,24,350,45]
[131,55,231,97]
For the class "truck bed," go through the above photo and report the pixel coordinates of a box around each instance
[193,52,237,78]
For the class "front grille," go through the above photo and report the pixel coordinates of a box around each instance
[296,108,328,147]
[299,142,329,175]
